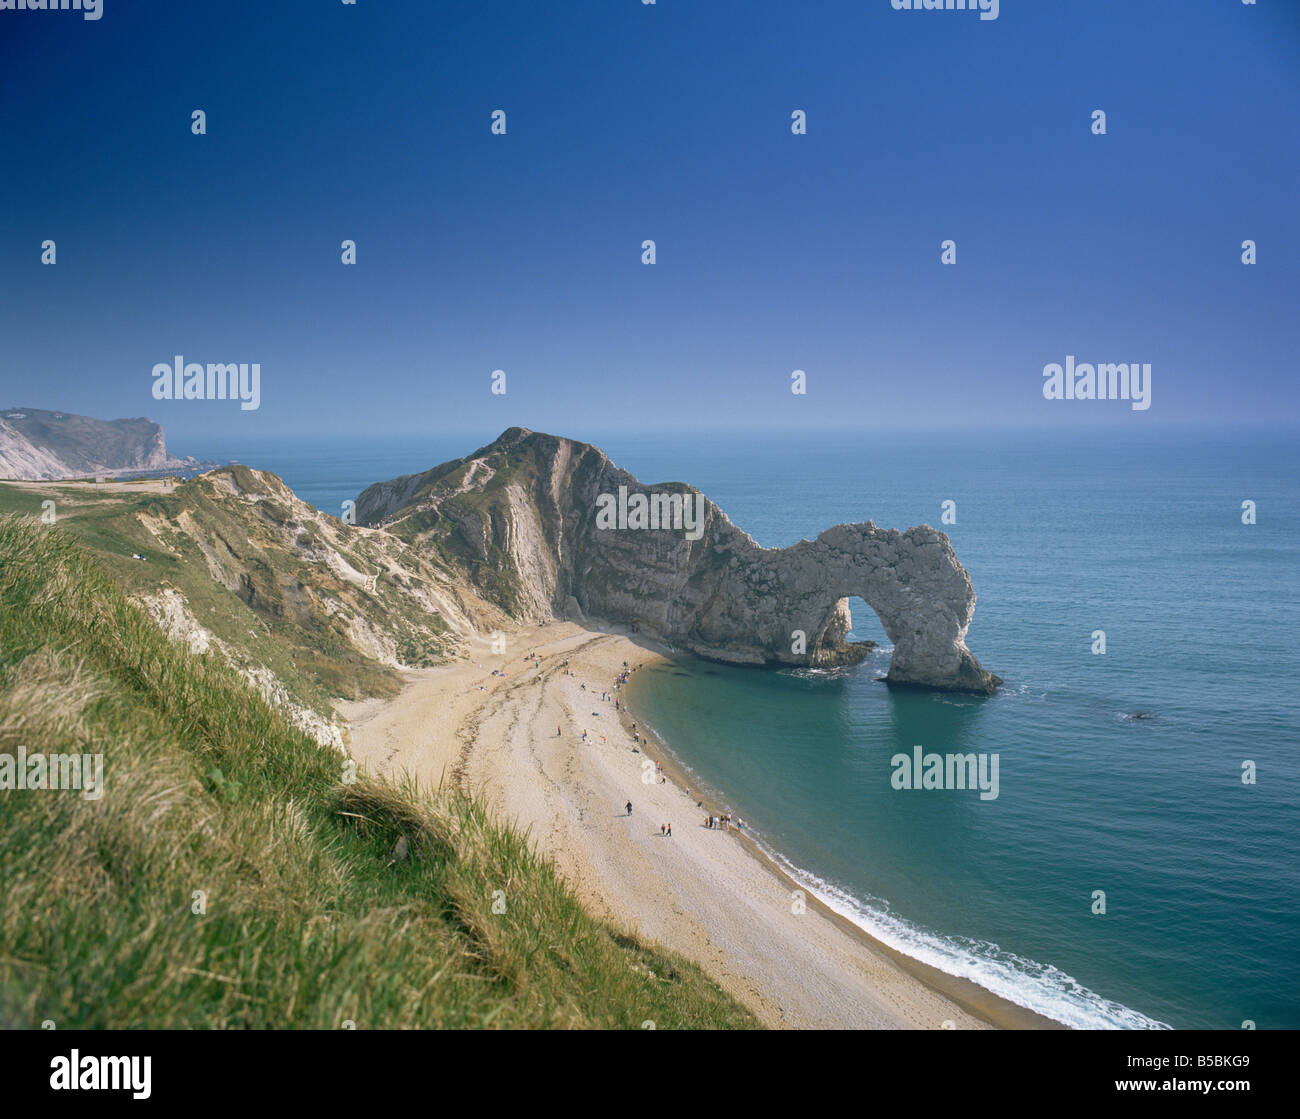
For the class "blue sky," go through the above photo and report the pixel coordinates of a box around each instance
[1,0,1296,444]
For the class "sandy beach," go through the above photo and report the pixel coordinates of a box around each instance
[337,621,1057,1029]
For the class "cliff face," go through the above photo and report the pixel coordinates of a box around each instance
[133,464,508,680]
[0,462,512,746]
[357,428,1001,695]
[0,407,192,480]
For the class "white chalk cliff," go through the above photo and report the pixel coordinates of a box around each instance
[0,407,195,480]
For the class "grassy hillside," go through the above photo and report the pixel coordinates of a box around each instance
[360,442,551,619]
[0,471,504,727]
[0,517,756,1029]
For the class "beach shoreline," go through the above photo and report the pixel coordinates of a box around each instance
[618,650,1062,1032]
[337,620,1059,1030]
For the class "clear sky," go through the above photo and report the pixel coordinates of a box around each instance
[1,0,1296,444]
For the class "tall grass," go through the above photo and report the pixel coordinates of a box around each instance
[0,517,755,1029]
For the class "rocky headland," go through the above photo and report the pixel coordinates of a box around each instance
[358,428,1000,695]
[0,407,198,480]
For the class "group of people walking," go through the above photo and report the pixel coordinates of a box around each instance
[705,813,741,831]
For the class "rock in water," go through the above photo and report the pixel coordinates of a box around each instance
[357,428,1002,696]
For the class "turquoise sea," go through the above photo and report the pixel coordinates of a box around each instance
[187,426,1300,1030]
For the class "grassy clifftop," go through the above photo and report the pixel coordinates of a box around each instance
[0,517,756,1029]
[0,469,510,731]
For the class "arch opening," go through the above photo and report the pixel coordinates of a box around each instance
[809,594,890,668]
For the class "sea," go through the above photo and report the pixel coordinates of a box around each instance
[183,426,1300,1030]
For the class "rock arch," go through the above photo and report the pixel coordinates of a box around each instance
[357,428,1002,695]
[679,521,1002,695]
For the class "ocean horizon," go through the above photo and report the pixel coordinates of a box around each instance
[181,425,1300,1030]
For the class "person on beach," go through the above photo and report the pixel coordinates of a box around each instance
[626,801,632,816]
[660,824,665,836]
[666,823,672,837]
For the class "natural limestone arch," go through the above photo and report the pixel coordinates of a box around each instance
[679,522,1002,695]
[355,428,1001,696]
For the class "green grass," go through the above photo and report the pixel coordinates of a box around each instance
[0,517,757,1029]
[0,475,457,717]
